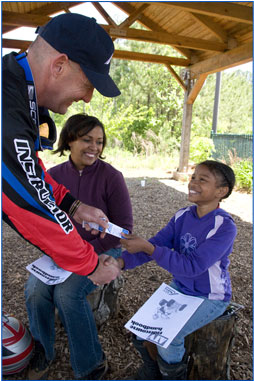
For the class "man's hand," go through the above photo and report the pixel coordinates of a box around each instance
[88,254,121,285]
[120,233,155,255]
[73,202,108,238]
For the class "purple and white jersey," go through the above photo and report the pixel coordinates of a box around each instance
[121,205,237,301]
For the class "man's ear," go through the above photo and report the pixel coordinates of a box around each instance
[51,54,69,78]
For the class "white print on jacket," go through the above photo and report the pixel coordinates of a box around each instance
[206,215,228,300]
[14,139,73,234]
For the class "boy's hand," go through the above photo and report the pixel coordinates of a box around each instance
[120,233,155,255]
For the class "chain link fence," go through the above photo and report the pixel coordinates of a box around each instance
[211,132,253,162]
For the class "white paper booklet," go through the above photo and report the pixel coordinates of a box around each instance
[125,283,204,348]
[26,255,72,285]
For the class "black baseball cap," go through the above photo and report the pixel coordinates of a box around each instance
[36,13,120,97]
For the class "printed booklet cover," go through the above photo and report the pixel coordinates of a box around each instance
[125,283,203,348]
[26,255,72,285]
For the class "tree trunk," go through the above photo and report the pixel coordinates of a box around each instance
[87,275,124,327]
[185,303,243,380]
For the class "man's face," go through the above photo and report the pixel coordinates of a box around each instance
[48,60,95,114]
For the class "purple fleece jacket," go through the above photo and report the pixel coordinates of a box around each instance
[121,205,237,301]
[48,157,133,254]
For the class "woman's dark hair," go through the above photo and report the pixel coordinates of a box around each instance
[198,160,235,199]
[54,113,107,158]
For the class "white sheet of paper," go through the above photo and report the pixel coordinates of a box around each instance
[125,283,204,348]
[26,255,72,285]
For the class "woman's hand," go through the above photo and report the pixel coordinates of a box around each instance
[120,233,155,255]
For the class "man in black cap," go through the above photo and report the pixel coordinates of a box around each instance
[3,13,122,379]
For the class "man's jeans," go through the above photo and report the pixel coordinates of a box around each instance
[25,248,121,378]
[157,282,229,364]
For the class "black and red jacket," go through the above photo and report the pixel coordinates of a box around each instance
[2,52,98,275]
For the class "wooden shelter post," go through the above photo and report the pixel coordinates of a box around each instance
[178,71,193,173]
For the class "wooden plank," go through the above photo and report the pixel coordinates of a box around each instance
[187,74,208,104]
[3,10,226,53]
[2,38,31,50]
[190,13,228,43]
[164,64,187,91]
[26,2,83,16]
[113,50,190,66]
[113,1,192,59]
[1,38,190,69]
[104,26,227,52]
[92,2,118,27]
[158,2,253,24]
[189,42,252,78]
[2,2,83,33]
[119,3,150,29]
[2,11,50,27]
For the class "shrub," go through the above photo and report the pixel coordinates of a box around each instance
[189,137,215,163]
[232,159,252,192]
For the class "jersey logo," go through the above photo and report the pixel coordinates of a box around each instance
[14,139,73,234]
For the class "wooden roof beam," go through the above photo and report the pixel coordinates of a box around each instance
[189,13,228,43]
[2,2,83,34]
[2,38,31,51]
[104,26,227,52]
[158,2,253,24]
[189,42,252,79]
[92,2,118,28]
[113,50,190,67]
[187,74,208,104]
[113,1,192,59]
[28,2,83,16]
[118,3,151,29]
[3,11,227,53]
[2,11,50,28]
[164,64,187,91]
[2,38,190,69]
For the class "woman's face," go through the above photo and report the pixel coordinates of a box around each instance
[69,126,104,170]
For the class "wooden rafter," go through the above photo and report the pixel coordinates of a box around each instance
[2,38,31,51]
[189,13,228,43]
[104,26,227,52]
[118,3,150,29]
[2,2,83,34]
[156,2,253,24]
[187,74,208,104]
[2,11,50,28]
[92,2,118,27]
[189,42,252,78]
[113,49,190,66]
[113,1,192,59]
[164,64,187,91]
[3,10,228,53]
[1,37,190,69]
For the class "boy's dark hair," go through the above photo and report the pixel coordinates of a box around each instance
[199,160,235,199]
[54,113,107,158]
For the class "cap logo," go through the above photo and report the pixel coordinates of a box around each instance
[104,53,113,65]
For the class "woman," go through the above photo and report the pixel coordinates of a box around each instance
[25,113,133,380]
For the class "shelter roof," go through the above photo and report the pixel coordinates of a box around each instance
[2,1,252,82]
